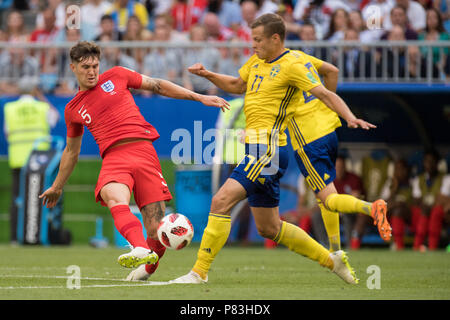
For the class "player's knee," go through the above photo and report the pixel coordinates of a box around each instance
[210,192,233,214]
[256,223,279,239]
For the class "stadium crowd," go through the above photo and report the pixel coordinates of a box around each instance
[0,0,449,96]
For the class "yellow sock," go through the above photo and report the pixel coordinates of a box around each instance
[325,193,372,216]
[192,213,231,279]
[274,221,333,270]
[317,200,341,252]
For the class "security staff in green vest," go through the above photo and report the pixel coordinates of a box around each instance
[3,78,59,243]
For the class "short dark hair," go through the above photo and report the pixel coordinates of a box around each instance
[250,13,286,41]
[69,41,101,63]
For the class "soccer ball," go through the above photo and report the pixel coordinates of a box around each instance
[157,213,194,250]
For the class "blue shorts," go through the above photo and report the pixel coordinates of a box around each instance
[294,132,338,194]
[230,143,289,208]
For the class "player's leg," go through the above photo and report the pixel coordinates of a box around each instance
[171,177,247,283]
[100,182,158,268]
[192,178,247,279]
[126,201,167,280]
[251,206,358,284]
[101,182,149,249]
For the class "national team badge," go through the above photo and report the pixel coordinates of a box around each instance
[101,80,115,92]
[270,64,280,79]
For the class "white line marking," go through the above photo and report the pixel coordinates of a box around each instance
[0,274,172,289]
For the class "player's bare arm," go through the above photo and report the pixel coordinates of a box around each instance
[309,85,376,130]
[188,63,247,94]
[140,74,230,112]
[317,62,339,93]
[39,135,83,208]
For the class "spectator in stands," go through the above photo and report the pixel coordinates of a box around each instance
[434,0,450,33]
[207,0,242,31]
[94,14,124,41]
[123,15,153,68]
[342,28,371,79]
[384,0,426,32]
[154,13,188,42]
[381,159,414,250]
[107,0,150,33]
[418,8,450,78]
[412,149,446,251]
[98,33,138,73]
[381,6,418,40]
[298,23,327,59]
[323,8,349,42]
[30,8,60,93]
[5,10,28,42]
[182,24,219,95]
[142,24,182,90]
[0,47,39,95]
[348,9,383,43]
[256,0,281,17]
[292,0,351,40]
[54,27,81,96]
[278,2,302,41]
[80,0,112,41]
[379,25,410,78]
[236,0,258,43]
[35,0,66,30]
[333,153,365,250]
[202,11,234,42]
[170,0,208,33]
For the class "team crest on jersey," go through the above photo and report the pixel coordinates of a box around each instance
[101,80,115,93]
[270,64,280,79]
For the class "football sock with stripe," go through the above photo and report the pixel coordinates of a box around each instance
[325,193,372,216]
[192,213,231,280]
[110,205,149,249]
[274,221,333,270]
[317,200,341,252]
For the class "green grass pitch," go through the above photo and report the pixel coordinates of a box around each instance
[0,244,449,300]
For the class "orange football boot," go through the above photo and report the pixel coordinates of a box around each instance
[371,199,392,241]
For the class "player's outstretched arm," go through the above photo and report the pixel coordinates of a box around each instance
[140,75,230,112]
[39,135,82,208]
[317,62,339,93]
[188,63,247,95]
[309,85,376,130]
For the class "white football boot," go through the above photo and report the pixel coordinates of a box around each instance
[169,270,208,284]
[330,250,359,284]
[118,246,159,268]
[126,265,151,281]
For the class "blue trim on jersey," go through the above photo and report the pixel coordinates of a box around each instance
[268,50,290,64]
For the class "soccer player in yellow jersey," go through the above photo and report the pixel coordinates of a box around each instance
[286,51,392,252]
[171,14,360,285]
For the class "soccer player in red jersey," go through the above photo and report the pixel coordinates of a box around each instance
[39,41,229,279]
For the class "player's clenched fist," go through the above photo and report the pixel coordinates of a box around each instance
[188,63,209,77]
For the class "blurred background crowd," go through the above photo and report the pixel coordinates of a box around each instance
[0,0,449,97]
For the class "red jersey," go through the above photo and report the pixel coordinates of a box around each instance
[64,66,160,158]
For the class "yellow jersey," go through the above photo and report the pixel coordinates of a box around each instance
[288,51,342,151]
[238,49,321,146]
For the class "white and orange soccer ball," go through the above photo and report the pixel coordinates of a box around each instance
[157,213,194,250]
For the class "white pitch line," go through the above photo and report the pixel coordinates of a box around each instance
[0,274,172,289]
